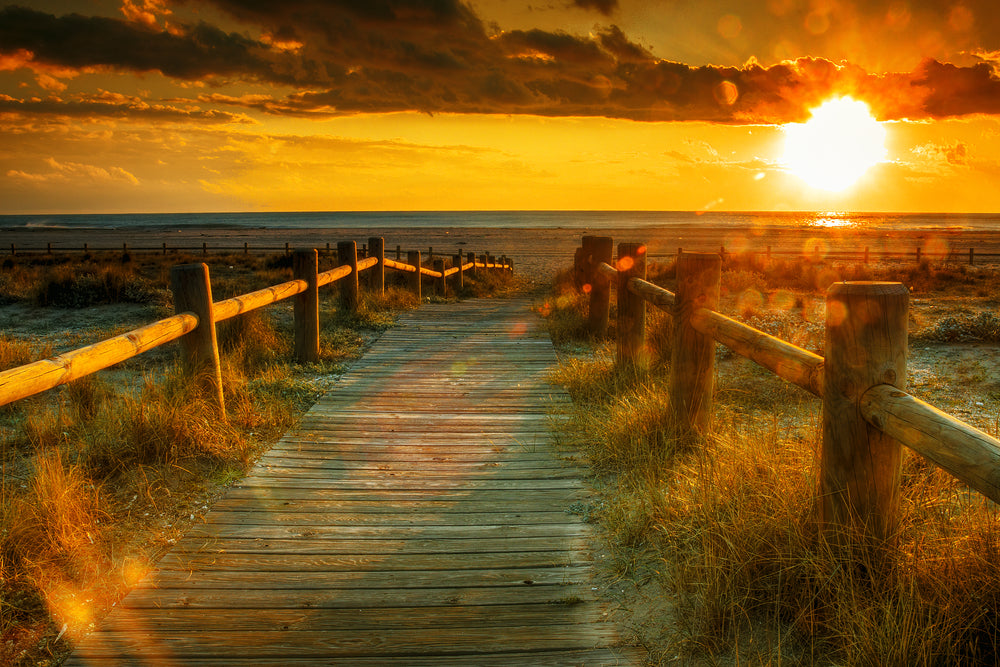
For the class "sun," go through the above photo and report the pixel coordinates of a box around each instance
[782,97,887,192]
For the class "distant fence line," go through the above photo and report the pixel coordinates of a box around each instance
[7,241,1000,266]
[574,234,1000,544]
[4,241,510,264]
[0,237,514,416]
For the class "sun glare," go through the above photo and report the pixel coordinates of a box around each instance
[782,97,887,192]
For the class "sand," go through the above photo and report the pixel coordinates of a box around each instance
[4,224,1000,283]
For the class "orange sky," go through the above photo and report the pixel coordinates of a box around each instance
[2,0,1000,214]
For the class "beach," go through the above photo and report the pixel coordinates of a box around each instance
[4,223,1000,285]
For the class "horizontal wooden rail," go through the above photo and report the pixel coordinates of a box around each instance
[420,266,443,279]
[0,313,199,407]
[383,258,416,273]
[357,256,379,272]
[690,308,825,398]
[861,385,1000,504]
[215,279,309,322]
[597,261,618,282]
[316,264,353,289]
[627,277,675,310]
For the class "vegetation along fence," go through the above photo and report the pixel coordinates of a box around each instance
[7,240,1000,266]
[575,234,1000,541]
[0,238,513,417]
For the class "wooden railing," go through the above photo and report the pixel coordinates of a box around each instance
[5,241,515,265]
[0,237,513,414]
[575,235,1000,540]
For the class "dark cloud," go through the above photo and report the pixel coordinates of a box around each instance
[571,0,617,16]
[2,2,1000,124]
[183,0,481,27]
[0,5,306,84]
[911,59,1000,118]
[0,92,254,123]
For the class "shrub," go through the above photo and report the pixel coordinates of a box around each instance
[919,312,1000,343]
[33,265,164,308]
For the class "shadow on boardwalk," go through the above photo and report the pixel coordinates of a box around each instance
[66,298,644,666]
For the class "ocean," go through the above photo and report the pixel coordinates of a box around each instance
[5,211,1000,279]
[2,210,1000,232]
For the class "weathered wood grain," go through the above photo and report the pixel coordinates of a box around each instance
[66,298,639,666]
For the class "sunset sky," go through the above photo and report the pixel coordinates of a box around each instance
[2,0,1000,214]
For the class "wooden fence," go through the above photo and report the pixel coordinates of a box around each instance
[4,240,512,265]
[7,240,1000,266]
[0,237,513,415]
[575,234,1000,541]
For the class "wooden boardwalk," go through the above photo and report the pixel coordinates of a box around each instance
[67,298,643,666]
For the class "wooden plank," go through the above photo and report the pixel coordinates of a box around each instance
[200,510,579,525]
[184,523,591,540]
[139,565,593,589]
[153,551,592,572]
[120,583,598,609]
[255,455,577,468]
[206,497,589,514]
[70,626,624,659]
[247,466,580,480]
[68,649,643,667]
[168,536,595,557]
[219,488,589,502]
[81,604,610,631]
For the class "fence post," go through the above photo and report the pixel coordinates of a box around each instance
[669,252,721,437]
[408,250,422,300]
[916,247,922,263]
[467,251,477,278]
[821,282,908,542]
[338,241,360,313]
[970,247,975,266]
[586,236,614,338]
[369,237,385,294]
[244,242,248,255]
[293,249,320,364]
[434,258,446,295]
[170,263,226,419]
[453,253,464,292]
[617,242,647,369]
[479,254,487,271]
[864,246,869,264]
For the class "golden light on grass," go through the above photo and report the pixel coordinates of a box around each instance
[782,96,887,191]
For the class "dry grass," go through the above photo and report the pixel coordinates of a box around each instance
[543,258,1000,665]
